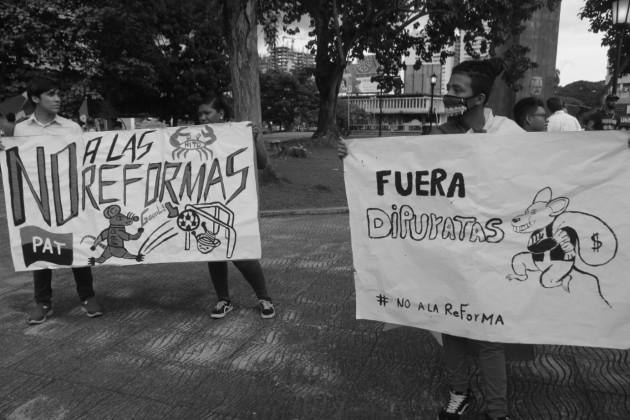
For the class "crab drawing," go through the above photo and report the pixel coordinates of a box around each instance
[169,125,217,160]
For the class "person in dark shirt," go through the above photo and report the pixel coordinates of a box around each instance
[583,94,620,131]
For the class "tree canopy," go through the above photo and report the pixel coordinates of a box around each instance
[260,69,319,130]
[260,0,562,143]
[580,0,630,89]
[0,0,229,123]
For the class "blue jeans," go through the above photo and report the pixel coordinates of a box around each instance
[442,334,507,418]
[207,260,270,301]
[33,267,95,305]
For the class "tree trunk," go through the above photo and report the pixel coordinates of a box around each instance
[312,63,346,145]
[223,0,262,127]
[223,0,278,181]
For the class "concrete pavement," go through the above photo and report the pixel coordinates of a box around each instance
[1,204,630,418]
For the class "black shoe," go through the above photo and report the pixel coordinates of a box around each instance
[485,415,512,420]
[437,389,472,420]
[259,299,275,319]
[211,300,233,319]
[81,297,103,318]
[29,303,53,325]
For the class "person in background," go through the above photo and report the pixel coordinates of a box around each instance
[197,94,275,319]
[546,97,582,131]
[512,97,548,132]
[13,76,102,324]
[582,93,620,130]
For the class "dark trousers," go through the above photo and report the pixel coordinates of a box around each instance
[443,334,507,418]
[207,260,270,301]
[33,267,95,305]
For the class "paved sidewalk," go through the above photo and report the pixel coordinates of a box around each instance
[1,205,630,419]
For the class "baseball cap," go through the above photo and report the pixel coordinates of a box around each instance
[606,93,620,101]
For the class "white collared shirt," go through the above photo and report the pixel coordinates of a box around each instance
[475,108,525,134]
[14,114,82,137]
[547,110,582,132]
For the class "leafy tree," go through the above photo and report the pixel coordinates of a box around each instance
[260,69,319,130]
[152,0,230,124]
[261,0,561,143]
[336,99,370,131]
[0,0,104,112]
[556,80,607,109]
[89,0,162,119]
[580,0,630,91]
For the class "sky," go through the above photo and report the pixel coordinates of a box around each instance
[557,0,607,85]
[259,1,608,86]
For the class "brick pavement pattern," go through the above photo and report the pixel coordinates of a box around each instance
[1,205,630,419]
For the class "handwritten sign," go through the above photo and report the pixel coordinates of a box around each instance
[1,123,261,271]
[344,131,630,349]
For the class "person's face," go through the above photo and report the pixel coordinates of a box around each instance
[198,104,224,124]
[606,98,618,110]
[33,88,61,114]
[527,106,548,132]
[444,73,485,112]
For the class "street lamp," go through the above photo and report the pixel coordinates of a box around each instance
[429,73,438,132]
[611,0,630,95]
[378,86,383,137]
[372,69,385,137]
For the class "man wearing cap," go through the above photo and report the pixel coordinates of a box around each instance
[583,94,621,131]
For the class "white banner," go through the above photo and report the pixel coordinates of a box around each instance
[344,131,630,349]
[1,123,261,271]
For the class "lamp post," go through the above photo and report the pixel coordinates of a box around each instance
[378,86,383,137]
[611,0,630,95]
[347,92,350,134]
[429,73,438,132]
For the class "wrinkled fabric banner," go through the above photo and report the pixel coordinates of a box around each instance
[344,131,630,349]
[1,122,261,271]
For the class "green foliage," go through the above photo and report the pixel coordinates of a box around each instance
[556,80,607,109]
[260,0,562,140]
[581,0,630,82]
[0,0,229,122]
[0,0,104,108]
[336,100,370,129]
[260,69,319,129]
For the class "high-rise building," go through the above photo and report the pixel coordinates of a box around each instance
[259,46,315,74]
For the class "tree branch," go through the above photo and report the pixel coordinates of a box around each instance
[331,0,345,62]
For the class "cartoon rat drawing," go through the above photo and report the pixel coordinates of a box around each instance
[88,204,145,265]
[507,187,617,307]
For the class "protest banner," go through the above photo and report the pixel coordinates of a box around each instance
[344,131,630,349]
[0,122,261,272]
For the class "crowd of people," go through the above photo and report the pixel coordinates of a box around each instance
[0,64,627,420]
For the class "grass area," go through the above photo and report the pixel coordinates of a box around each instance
[258,145,347,211]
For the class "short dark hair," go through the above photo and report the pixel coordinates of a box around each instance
[199,94,233,121]
[546,97,564,113]
[26,76,59,106]
[451,58,506,104]
[513,97,545,128]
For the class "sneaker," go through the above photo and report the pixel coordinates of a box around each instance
[260,299,275,319]
[211,300,233,319]
[29,303,53,325]
[437,389,472,420]
[81,297,103,318]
